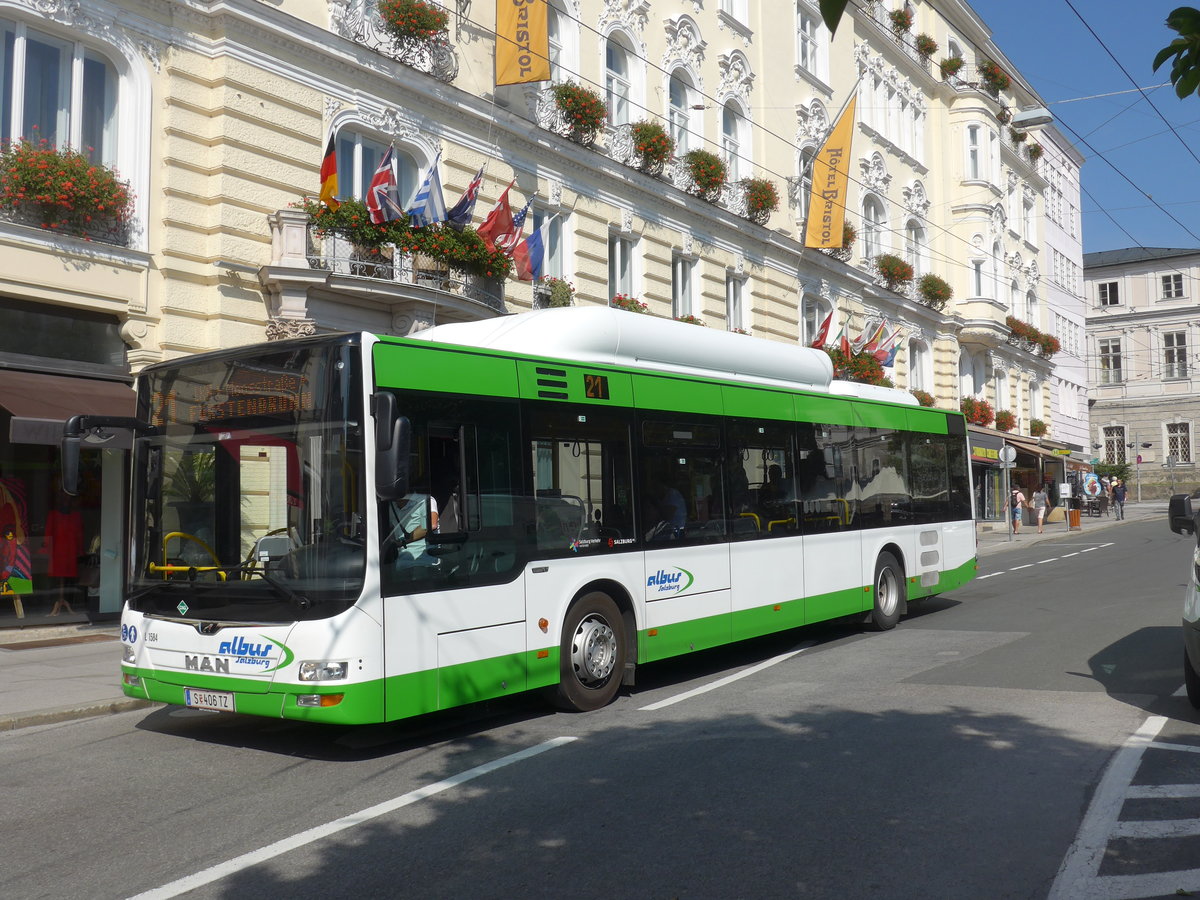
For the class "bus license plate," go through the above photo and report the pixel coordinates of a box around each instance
[184,688,235,712]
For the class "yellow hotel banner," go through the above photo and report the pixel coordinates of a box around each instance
[803,95,857,249]
[496,0,550,86]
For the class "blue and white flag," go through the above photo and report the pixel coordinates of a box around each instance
[406,152,446,227]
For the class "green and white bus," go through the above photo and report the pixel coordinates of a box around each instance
[63,307,976,724]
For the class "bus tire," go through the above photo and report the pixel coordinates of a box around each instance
[552,592,626,712]
[870,552,904,631]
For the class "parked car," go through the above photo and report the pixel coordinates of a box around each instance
[1186,541,1200,709]
[1168,489,1200,535]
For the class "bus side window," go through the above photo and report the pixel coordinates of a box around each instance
[639,416,724,545]
[800,422,854,533]
[726,419,797,539]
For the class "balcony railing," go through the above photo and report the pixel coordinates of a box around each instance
[304,227,505,312]
[0,207,133,247]
[331,0,458,83]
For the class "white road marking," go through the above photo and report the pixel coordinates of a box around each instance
[977,573,1001,579]
[1048,715,1200,900]
[1062,552,1080,558]
[640,641,816,711]
[1010,564,1034,571]
[1037,559,1057,564]
[127,737,577,899]
[1081,547,1097,552]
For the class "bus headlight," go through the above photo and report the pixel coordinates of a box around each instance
[123,645,136,663]
[298,660,348,681]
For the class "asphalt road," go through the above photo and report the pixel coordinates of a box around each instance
[4,519,1198,900]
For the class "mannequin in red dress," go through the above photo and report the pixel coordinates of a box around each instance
[45,495,82,615]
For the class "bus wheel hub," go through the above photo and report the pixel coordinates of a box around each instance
[572,616,616,685]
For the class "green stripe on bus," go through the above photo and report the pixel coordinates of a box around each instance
[632,373,724,415]
[515,360,636,406]
[794,394,856,425]
[374,342,519,397]
[722,384,796,420]
[639,613,732,663]
[905,407,951,434]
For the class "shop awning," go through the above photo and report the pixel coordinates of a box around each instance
[0,369,135,445]
[968,428,1005,464]
[1004,434,1065,462]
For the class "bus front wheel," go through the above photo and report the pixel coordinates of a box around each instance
[870,552,905,631]
[553,592,626,712]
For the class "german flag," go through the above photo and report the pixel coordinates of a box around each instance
[318,135,339,211]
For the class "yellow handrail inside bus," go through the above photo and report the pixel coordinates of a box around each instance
[159,531,226,581]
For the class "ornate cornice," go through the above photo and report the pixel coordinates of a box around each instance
[717,49,754,107]
[663,14,706,82]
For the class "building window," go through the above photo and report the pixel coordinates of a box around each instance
[337,130,417,204]
[862,195,885,258]
[972,259,984,297]
[966,124,980,180]
[721,103,742,182]
[1098,281,1120,306]
[1104,425,1126,465]
[1099,338,1122,384]
[672,253,694,318]
[1026,291,1038,324]
[1022,197,1036,244]
[1165,331,1188,379]
[1028,380,1042,421]
[727,273,746,332]
[548,7,564,82]
[0,21,120,165]
[905,220,925,279]
[1162,273,1185,299]
[994,370,1008,411]
[532,210,565,280]
[1168,422,1193,463]
[668,72,692,154]
[608,232,633,298]
[909,340,928,391]
[796,2,822,78]
[797,146,816,222]
[605,38,631,126]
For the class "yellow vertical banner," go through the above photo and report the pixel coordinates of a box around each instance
[496,0,550,86]
[803,95,857,249]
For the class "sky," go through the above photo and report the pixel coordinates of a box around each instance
[974,0,1200,254]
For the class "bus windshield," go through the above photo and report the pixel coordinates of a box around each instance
[129,339,365,623]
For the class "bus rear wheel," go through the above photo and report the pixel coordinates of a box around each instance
[870,552,904,631]
[553,592,626,712]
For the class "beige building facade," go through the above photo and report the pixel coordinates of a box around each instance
[0,0,1081,623]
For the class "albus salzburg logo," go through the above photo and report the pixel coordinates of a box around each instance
[647,566,695,595]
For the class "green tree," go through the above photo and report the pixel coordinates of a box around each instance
[1153,7,1200,99]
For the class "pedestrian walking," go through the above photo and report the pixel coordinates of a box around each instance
[1032,485,1049,534]
[1111,478,1127,520]
[1011,487,1026,534]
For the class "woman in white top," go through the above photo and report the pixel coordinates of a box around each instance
[1031,486,1049,534]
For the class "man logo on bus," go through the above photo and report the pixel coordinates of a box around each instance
[647,567,694,595]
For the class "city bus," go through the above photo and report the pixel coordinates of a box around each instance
[62,307,976,724]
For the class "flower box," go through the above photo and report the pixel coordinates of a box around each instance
[977,59,1011,94]
[537,276,576,308]
[675,314,705,326]
[889,7,914,34]
[740,177,779,224]
[960,397,994,427]
[874,252,914,292]
[1029,418,1048,437]
[682,149,727,202]
[917,273,953,311]
[550,82,607,144]
[610,293,649,313]
[630,120,673,175]
[994,409,1016,432]
[915,33,938,60]
[378,0,449,41]
[939,56,964,79]
[0,138,133,242]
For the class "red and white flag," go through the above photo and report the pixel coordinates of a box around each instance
[810,310,834,348]
[477,180,517,251]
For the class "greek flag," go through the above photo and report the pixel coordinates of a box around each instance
[406,153,446,227]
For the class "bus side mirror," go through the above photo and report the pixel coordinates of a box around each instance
[374,392,411,501]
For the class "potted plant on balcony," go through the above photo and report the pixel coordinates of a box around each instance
[939,55,964,79]
[1027,143,1044,163]
[630,120,673,175]
[675,314,705,326]
[915,33,938,61]
[820,222,857,261]
[911,389,935,408]
[741,177,779,225]
[996,106,1012,125]
[826,347,888,386]
[874,252,915,292]
[378,0,449,41]
[917,272,954,311]
[1029,418,1048,437]
[1009,127,1027,144]
[550,81,607,144]
[0,137,133,241]
[537,275,576,308]
[682,149,727,202]
[994,410,1016,432]
[977,59,1011,94]
[889,7,914,34]
[610,293,649,313]
[1036,331,1060,358]
[960,396,995,427]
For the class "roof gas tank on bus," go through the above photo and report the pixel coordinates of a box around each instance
[410,307,835,392]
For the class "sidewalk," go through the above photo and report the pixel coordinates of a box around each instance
[0,502,1173,732]
[975,499,1166,557]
